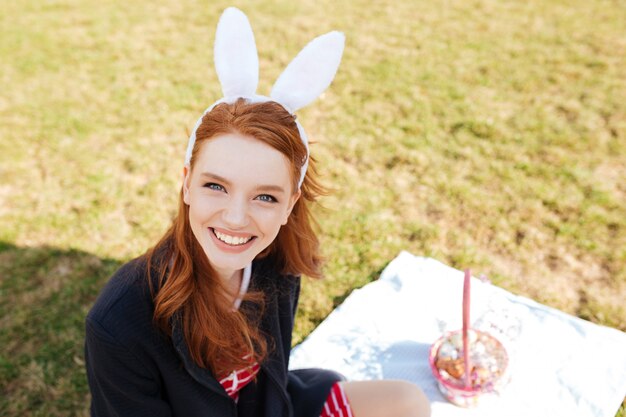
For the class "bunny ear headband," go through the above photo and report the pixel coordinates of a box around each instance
[184,7,345,188]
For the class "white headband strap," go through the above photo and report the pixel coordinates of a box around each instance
[184,7,344,189]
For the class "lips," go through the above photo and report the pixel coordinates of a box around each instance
[209,227,256,251]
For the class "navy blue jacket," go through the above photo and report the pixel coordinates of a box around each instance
[85,253,342,417]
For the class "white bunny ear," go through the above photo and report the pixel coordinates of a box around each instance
[214,7,259,98]
[270,31,345,112]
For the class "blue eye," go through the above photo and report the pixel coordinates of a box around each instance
[204,183,225,192]
[256,194,278,203]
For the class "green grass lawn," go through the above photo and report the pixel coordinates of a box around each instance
[1,0,625,415]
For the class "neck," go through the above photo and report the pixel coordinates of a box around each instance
[215,268,242,299]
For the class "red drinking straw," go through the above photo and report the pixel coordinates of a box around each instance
[462,269,471,388]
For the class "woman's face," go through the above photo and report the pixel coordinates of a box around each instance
[182,132,300,281]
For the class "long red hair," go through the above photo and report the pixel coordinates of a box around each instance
[144,99,326,376]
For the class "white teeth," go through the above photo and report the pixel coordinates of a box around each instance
[214,230,252,246]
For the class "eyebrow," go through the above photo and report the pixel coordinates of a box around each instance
[199,172,287,193]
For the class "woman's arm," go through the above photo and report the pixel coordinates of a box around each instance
[85,318,172,417]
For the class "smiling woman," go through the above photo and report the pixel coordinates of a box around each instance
[151,99,320,378]
[83,6,429,417]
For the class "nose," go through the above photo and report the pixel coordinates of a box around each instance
[221,196,249,229]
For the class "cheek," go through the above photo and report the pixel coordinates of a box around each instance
[187,205,204,231]
[255,207,290,234]
[187,197,201,219]
[188,195,215,222]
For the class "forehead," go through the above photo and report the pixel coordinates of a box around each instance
[193,133,294,191]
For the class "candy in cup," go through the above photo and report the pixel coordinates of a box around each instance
[428,269,509,407]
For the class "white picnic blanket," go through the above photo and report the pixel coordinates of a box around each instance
[289,251,626,417]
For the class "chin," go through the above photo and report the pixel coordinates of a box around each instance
[205,247,256,272]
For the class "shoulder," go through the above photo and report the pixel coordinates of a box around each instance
[86,254,156,342]
[84,256,170,405]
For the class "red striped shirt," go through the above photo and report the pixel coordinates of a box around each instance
[218,362,261,402]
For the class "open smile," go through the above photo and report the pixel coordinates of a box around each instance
[209,227,257,250]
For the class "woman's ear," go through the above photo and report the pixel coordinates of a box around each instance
[182,165,191,205]
[282,189,301,225]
